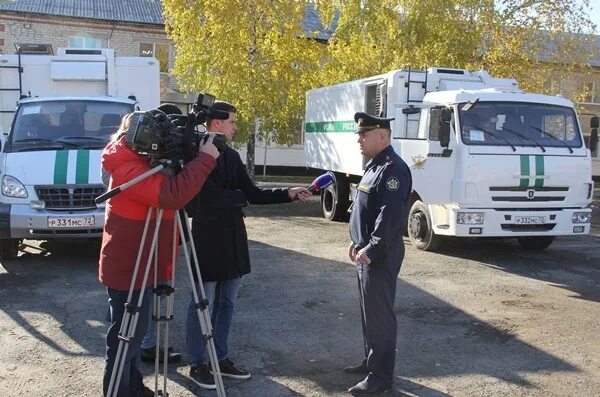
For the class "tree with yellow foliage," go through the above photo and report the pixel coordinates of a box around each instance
[162,0,326,178]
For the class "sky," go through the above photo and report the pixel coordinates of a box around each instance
[586,0,600,30]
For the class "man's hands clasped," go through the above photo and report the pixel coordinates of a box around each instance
[348,242,371,265]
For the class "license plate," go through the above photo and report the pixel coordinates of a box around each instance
[47,216,95,228]
[514,216,546,224]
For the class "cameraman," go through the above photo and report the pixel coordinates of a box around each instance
[185,101,310,389]
[99,111,220,397]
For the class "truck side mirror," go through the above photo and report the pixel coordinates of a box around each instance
[430,108,451,148]
[590,130,599,154]
[589,116,599,152]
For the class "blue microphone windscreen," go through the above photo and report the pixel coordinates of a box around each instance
[315,173,334,188]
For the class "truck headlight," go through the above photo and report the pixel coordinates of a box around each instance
[572,212,591,223]
[2,175,28,198]
[457,212,484,224]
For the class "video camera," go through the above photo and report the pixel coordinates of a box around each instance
[124,93,228,163]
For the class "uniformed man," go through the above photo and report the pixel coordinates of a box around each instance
[345,112,412,395]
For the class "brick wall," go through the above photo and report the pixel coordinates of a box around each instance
[0,12,187,103]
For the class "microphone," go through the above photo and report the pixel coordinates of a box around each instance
[307,173,334,193]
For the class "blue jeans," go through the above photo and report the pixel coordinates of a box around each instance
[103,288,152,397]
[141,315,156,349]
[186,278,240,366]
[141,294,166,350]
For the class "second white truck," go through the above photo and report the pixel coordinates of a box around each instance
[305,67,597,251]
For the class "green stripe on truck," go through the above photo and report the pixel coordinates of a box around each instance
[519,155,529,188]
[54,151,68,184]
[534,155,544,188]
[76,150,90,184]
[305,120,356,133]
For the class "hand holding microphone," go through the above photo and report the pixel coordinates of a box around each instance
[290,173,335,201]
[288,187,311,201]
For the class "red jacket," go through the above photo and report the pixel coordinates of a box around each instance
[98,136,216,291]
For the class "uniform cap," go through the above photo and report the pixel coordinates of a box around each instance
[354,112,394,133]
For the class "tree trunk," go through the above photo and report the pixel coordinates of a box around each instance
[246,132,256,182]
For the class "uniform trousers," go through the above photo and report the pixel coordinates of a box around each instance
[356,242,404,386]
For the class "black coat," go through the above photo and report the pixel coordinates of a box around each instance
[187,146,290,282]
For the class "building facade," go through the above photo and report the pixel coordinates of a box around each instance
[0,0,192,106]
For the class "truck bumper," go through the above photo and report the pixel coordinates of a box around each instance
[435,207,592,237]
[7,204,105,239]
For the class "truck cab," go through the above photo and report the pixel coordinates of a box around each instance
[400,90,593,250]
[0,97,135,259]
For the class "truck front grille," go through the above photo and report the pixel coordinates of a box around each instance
[489,186,568,203]
[35,185,105,210]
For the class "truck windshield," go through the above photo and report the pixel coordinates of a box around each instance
[8,100,133,151]
[458,102,582,150]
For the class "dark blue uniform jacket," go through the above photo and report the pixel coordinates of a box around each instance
[349,145,412,263]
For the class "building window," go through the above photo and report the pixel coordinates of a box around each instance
[542,78,561,95]
[582,81,597,103]
[68,35,102,48]
[140,42,169,73]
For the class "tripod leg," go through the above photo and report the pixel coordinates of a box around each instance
[156,216,180,397]
[177,210,226,397]
[107,208,164,397]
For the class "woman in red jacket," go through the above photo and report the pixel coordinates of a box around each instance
[99,112,219,397]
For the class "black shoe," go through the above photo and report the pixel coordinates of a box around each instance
[140,346,182,363]
[344,362,369,374]
[213,358,251,379]
[348,379,391,395]
[189,364,216,390]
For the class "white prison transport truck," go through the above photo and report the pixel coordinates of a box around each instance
[305,67,597,251]
[0,45,160,259]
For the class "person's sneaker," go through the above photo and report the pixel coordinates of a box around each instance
[189,364,216,390]
[213,358,251,379]
[140,346,182,363]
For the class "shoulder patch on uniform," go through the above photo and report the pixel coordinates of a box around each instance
[386,177,399,191]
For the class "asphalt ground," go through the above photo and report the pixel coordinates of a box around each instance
[0,194,598,396]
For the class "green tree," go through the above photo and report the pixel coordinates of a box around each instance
[163,0,326,179]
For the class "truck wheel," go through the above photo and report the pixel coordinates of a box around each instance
[0,238,20,260]
[517,236,555,251]
[321,173,350,221]
[407,200,442,251]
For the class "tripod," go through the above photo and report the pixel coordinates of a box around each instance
[100,163,226,397]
